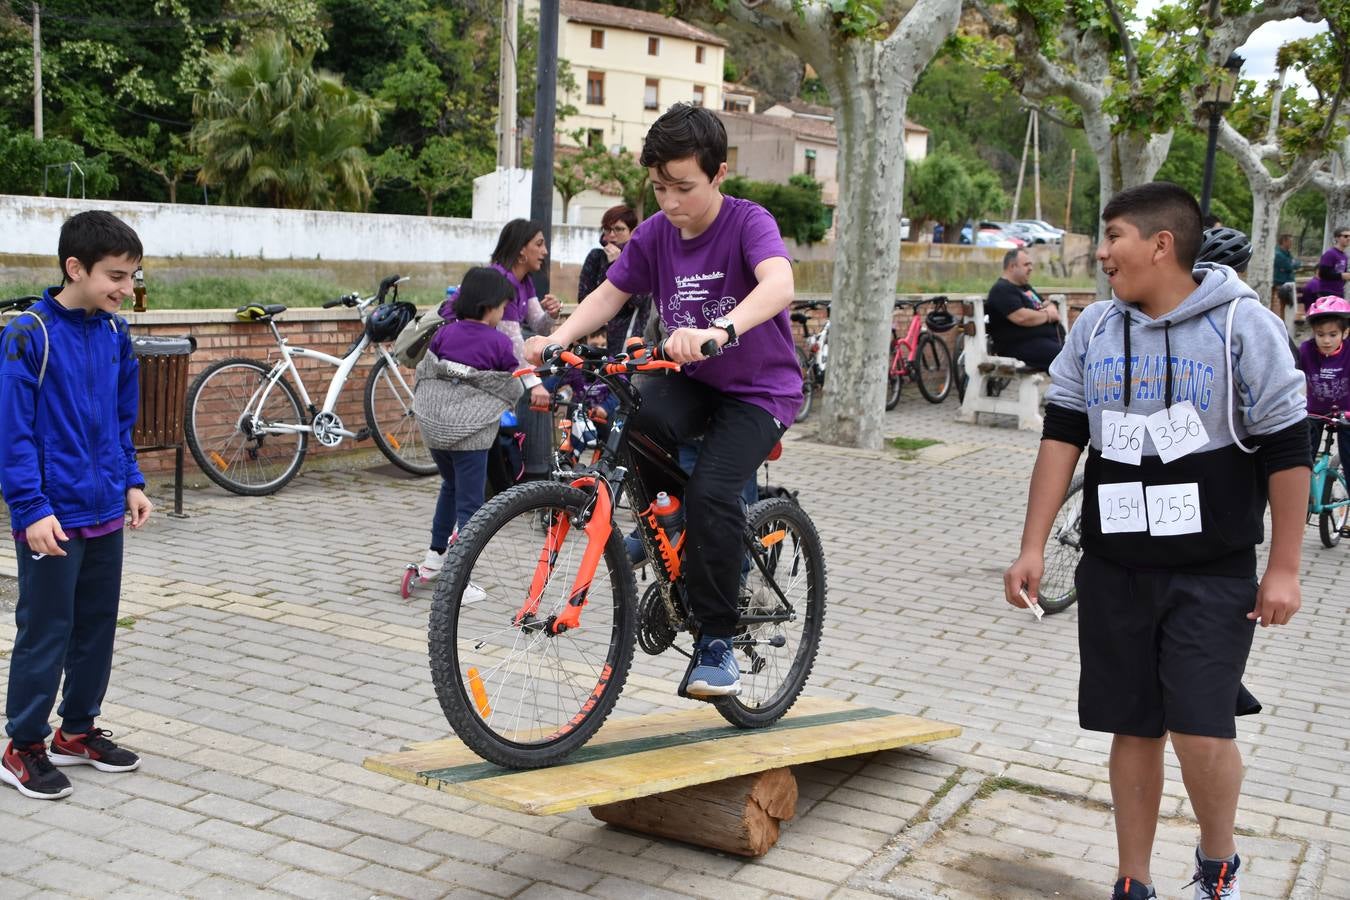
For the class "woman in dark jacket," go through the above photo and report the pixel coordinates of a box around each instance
[577,205,652,352]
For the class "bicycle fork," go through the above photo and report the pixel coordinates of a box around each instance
[513,476,615,635]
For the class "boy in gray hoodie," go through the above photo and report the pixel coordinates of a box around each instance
[1004,183,1309,900]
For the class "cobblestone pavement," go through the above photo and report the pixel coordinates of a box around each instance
[2,393,1347,899]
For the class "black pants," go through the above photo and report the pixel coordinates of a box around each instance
[630,374,784,637]
[998,334,1064,372]
[6,530,124,743]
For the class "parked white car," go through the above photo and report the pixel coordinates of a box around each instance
[1012,219,1064,243]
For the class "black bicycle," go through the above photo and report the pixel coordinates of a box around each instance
[428,339,827,768]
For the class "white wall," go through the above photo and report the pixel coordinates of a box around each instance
[0,195,600,265]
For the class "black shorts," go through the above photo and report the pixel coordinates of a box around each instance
[1076,553,1259,739]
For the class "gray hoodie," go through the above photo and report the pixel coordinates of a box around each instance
[1046,264,1306,574]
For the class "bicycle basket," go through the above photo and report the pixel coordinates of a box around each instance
[925,308,957,333]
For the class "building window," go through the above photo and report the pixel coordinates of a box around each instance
[695,45,705,64]
[804,148,817,178]
[590,29,604,49]
[648,36,660,56]
[644,78,659,110]
[692,85,705,107]
[724,96,750,113]
[586,71,605,105]
[587,128,604,148]
[727,147,739,170]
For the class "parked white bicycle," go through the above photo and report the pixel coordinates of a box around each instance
[184,274,437,495]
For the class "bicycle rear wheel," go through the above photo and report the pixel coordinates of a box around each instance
[429,481,638,768]
[714,496,826,728]
[1039,473,1083,614]
[365,355,437,476]
[915,333,954,404]
[184,358,308,496]
[1319,466,1349,548]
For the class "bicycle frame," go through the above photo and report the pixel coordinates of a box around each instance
[516,345,799,638]
[243,303,409,443]
[1309,414,1350,516]
[890,299,940,376]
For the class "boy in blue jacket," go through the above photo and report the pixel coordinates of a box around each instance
[0,210,153,800]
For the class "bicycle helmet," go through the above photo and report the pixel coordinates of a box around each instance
[365,301,415,343]
[925,308,957,333]
[1197,226,1253,272]
[1307,295,1350,325]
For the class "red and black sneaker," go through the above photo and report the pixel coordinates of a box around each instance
[0,740,74,799]
[50,727,141,772]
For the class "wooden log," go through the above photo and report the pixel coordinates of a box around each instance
[589,767,798,857]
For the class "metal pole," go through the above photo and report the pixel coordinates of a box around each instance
[1032,110,1042,224]
[1010,112,1032,221]
[32,3,42,140]
[1061,146,1076,269]
[498,0,519,170]
[1199,105,1221,217]
[529,0,559,295]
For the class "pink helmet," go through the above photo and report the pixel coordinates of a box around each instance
[1307,295,1350,323]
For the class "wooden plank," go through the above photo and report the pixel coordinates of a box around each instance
[364,699,959,817]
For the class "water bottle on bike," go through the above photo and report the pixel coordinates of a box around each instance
[647,491,685,578]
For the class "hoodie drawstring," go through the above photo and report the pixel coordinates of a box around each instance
[1122,312,1132,408]
[1163,320,1173,412]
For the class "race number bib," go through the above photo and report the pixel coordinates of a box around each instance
[1145,483,1202,536]
[1100,410,1148,466]
[1146,401,1209,464]
[1098,482,1147,533]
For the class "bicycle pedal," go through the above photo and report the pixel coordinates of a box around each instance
[353,427,371,442]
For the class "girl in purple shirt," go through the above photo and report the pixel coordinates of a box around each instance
[524,104,801,699]
[1298,297,1350,476]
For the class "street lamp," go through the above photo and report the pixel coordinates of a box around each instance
[1199,52,1243,217]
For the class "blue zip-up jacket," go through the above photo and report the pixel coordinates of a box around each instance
[0,289,144,532]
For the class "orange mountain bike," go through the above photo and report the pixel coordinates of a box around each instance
[428,340,827,769]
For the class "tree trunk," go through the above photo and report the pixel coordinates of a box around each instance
[815,45,908,449]
[167,179,177,204]
[1083,114,1172,297]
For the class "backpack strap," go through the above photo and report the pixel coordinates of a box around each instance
[13,310,49,390]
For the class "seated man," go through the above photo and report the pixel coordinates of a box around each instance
[985,248,1063,371]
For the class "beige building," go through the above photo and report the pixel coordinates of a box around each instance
[761,101,931,162]
[718,111,841,207]
[555,0,727,155]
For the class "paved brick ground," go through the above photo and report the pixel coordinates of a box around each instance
[1,393,1347,899]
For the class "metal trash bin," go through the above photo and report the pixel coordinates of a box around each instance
[131,335,197,515]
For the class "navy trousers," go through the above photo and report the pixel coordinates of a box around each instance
[6,529,124,743]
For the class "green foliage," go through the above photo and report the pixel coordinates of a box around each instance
[905,149,1009,234]
[0,124,118,197]
[191,33,384,210]
[722,174,829,245]
[375,135,491,217]
[1155,127,1252,232]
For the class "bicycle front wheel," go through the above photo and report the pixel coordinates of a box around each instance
[1039,473,1084,614]
[796,348,814,420]
[714,496,826,729]
[184,358,308,496]
[885,341,905,411]
[915,333,954,404]
[1318,466,1349,548]
[429,481,638,768]
[365,355,437,476]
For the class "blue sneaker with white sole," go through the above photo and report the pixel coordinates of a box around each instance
[686,636,740,697]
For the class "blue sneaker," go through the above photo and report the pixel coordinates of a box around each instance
[686,636,740,697]
[623,531,647,566]
[1111,876,1156,899]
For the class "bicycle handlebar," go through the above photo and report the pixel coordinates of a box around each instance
[0,296,40,313]
[322,294,357,309]
[1308,411,1350,426]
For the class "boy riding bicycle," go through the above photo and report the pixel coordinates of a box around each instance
[1004,183,1309,899]
[525,103,801,697]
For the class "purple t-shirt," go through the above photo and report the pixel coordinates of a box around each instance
[491,264,536,323]
[14,519,122,545]
[427,320,517,372]
[1299,339,1350,417]
[605,196,803,426]
[1308,247,1348,299]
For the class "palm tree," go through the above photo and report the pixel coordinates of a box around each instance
[192,34,384,210]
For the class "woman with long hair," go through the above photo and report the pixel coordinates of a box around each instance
[489,218,561,411]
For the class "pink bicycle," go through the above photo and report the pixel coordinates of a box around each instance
[886,297,956,409]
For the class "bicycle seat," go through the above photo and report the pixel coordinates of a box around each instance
[235,303,287,322]
[790,312,809,324]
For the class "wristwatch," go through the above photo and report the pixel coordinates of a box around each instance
[711,316,737,344]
